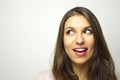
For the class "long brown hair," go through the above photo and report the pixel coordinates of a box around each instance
[52,7,117,80]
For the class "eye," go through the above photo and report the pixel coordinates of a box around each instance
[84,29,93,34]
[66,30,74,35]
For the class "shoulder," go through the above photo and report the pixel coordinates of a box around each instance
[35,69,54,80]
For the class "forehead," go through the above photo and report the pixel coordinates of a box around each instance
[64,15,90,28]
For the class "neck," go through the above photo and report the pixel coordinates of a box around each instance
[72,63,88,80]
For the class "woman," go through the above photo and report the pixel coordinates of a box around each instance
[36,7,117,80]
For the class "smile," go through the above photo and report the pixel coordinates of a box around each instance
[73,48,88,56]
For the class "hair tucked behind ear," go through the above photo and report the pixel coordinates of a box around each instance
[52,7,117,80]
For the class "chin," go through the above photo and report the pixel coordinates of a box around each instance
[72,59,89,65]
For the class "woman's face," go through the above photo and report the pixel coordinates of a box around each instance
[63,15,94,65]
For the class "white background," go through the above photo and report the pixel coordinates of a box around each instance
[0,0,120,80]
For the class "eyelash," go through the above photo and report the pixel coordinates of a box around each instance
[66,30,74,35]
[84,29,93,34]
[65,28,93,35]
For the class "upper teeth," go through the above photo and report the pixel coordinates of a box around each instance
[75,49,86,52]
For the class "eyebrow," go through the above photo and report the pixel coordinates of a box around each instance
[84,26,92,29]
[64,27,74,30]
[64,26,92,30]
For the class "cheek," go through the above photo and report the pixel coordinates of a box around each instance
[85,36,94,48]
[63,36,75,48]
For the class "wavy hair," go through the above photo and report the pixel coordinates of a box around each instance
[52,7,117,80]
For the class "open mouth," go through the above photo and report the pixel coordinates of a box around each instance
[73,48,88,56]
[73,48,88,52]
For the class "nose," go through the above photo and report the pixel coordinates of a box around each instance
[75,34,84,45]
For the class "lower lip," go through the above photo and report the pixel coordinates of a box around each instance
[74,51,87,57]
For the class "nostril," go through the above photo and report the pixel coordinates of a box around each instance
[76,41,84,45]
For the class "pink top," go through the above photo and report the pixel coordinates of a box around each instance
[35,70,54,80]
